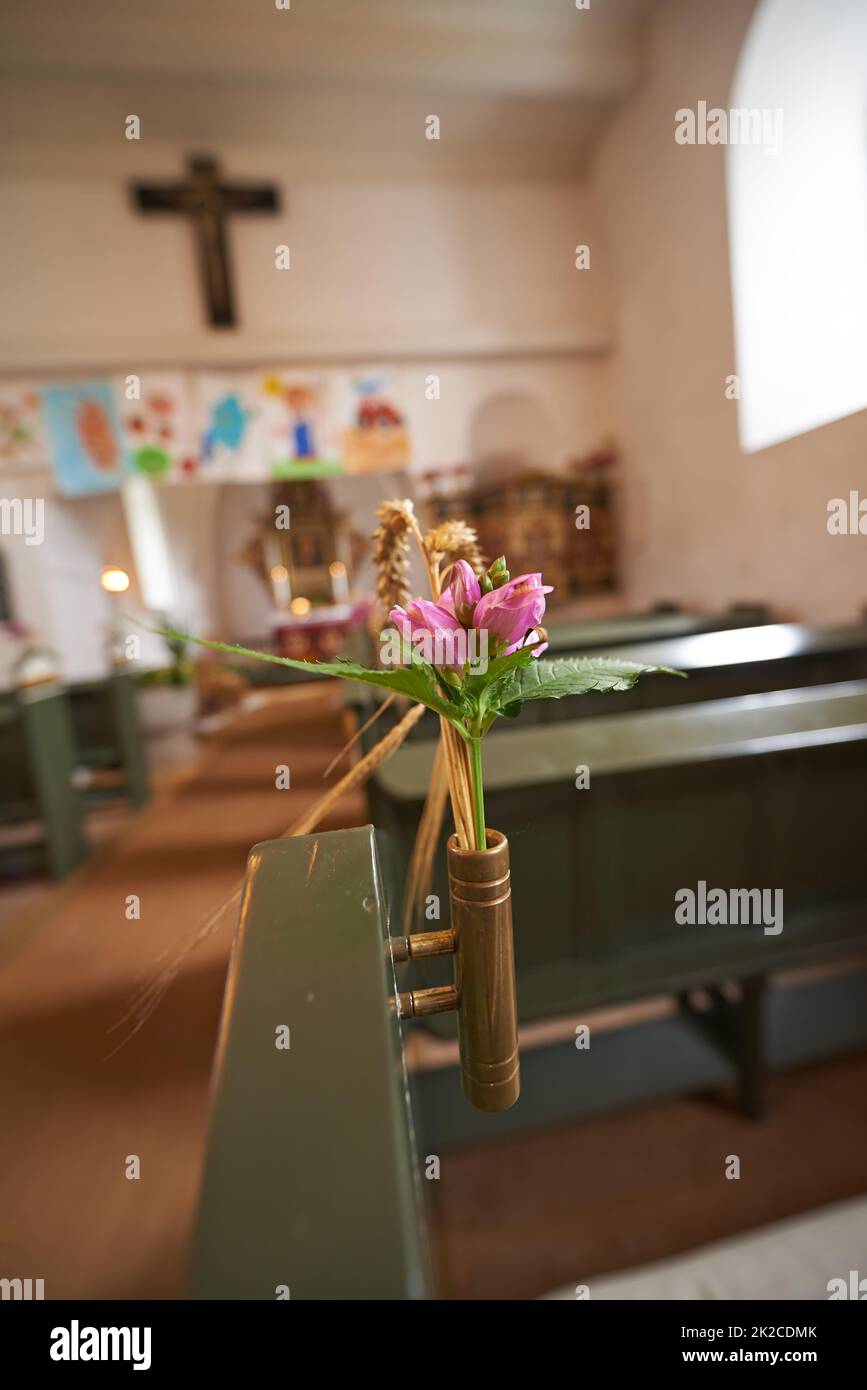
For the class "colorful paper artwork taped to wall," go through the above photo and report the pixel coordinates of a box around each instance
[195,373,262,482]
[261,372,342,478]
[118,374,195,482]
[41,381,130,495]
[0,383,45,468]
[342,372,410,474]
[28,365,412,494]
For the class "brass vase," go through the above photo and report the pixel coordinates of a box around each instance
[447,829,520,1112]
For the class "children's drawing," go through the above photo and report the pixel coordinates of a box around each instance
[0,384,44,469]
[194,374,261,481]
[261,372,341,475]
[41,381,129,495]
[202,393,248,461]
[342,371,411,474]
[120,374,194,481]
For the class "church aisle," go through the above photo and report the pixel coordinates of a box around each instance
[0,682,366,1299]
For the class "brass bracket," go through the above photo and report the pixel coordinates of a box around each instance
[389,929,455,963]
[388,930,458,1019]
[389,934,458,1023]
[390,985,458,1020]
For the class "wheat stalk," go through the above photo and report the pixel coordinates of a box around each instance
[425,519,485,581]
[287,701,425,836]
[372,498,415,613]
[402,739,450,934]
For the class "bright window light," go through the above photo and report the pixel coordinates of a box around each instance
[120,474,178,612]
[727,0,867,452]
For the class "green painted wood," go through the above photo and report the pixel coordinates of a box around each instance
[376,680,867,792]
[108,671,150,806]
[0,696,37,820]
[528,620,867,723]
[68,679,116,764]
[16,684,87,878]
[368,680,867,1034]
[68,674,150,804]
[190,826,429,1301]
[544,603,769,653]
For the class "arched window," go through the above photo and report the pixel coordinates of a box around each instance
[727,0,867,451]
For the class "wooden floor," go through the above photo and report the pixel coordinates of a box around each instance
[0,684,366,1299]
[430,1050,867,1300]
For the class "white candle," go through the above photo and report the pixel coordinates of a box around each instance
[329,560,350,603]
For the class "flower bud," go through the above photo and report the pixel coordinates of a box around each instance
[448,559,482,625]
[487,556,510,589]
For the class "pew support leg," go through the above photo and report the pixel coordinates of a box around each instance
[678,974,767,1121]
[736,974,767,1121]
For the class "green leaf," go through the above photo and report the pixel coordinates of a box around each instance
[499,656,685,705]
[153,628,466,722]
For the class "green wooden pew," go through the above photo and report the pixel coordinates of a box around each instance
[348,602,769,723]
[545,620,867,721]
[368,679,867,1124]
[189,817,867,1279]
[543,601,770,654]
[0,681,87,879]
[67,669,150,807]
[190,827,430,1300]
[352,618,867,747]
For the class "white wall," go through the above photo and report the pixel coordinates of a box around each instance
[0,166,610,370]
[0,469,132,684]
[595,0,867,623]
[0,79,619,676]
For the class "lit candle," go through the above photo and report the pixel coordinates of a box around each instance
[269,563,291,611]
[329,560,349,603]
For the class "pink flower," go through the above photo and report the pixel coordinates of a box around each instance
[389,598,466,670]
[472,573,553,657]
[440,559,481,625]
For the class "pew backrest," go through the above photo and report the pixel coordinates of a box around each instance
[69,671,150,805]
[349,619,867,746]
[0,683,86,878]
[544,603,770,653]
[190,826,429,1300]
[370,679,867,1025]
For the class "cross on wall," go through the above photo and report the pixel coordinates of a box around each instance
[132,155,281,328]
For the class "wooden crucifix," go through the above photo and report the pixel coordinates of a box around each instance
[133,155,280,328]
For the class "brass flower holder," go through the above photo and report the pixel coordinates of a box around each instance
[390,829,520,1113]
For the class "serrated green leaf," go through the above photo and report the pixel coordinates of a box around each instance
[153,628,466,721]
[501,656,685,704]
